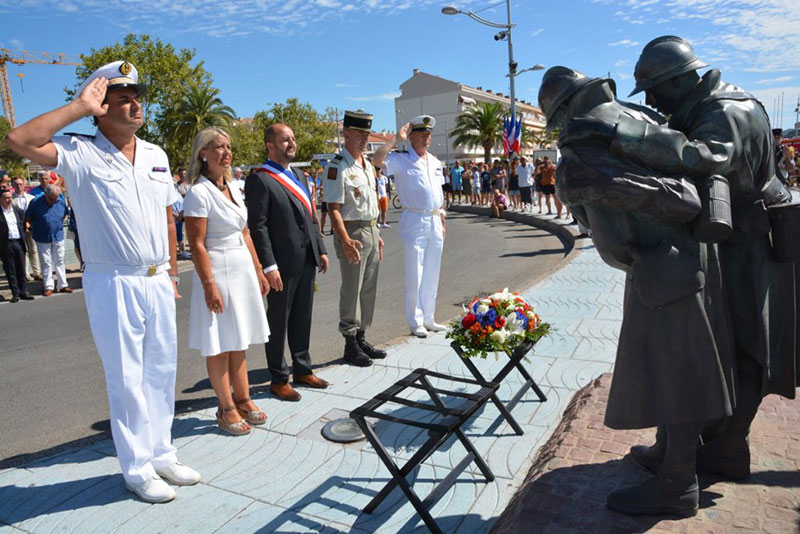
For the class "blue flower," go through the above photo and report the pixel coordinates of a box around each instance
[515,310,528,329]
[485,308,497,323]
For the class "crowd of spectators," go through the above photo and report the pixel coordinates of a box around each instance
[437,156,571,220]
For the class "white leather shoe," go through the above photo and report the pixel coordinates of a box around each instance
[156,462,202,486]
[125,476,176,503]
[411,326,429,338]
[423,322,447,332]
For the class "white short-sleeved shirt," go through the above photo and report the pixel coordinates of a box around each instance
[53,130,177,267]
[517,163,535,187]
[183,177,247,240]
[383,149,444,212]
[377,175,388,199]
[322,148,379,221]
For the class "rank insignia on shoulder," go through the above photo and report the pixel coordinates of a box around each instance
[64,132,95,139]
[327,167,338,180]
[152,167,168,172]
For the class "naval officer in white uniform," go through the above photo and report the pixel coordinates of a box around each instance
[6,61,201,503]
[372,116,447,337]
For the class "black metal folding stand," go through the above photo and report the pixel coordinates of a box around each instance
[349,368,498,534]
[451,341,548,435]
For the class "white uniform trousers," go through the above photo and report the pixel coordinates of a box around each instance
[83,270,178,485]
[35,240,67,291]
[398,212,444,329]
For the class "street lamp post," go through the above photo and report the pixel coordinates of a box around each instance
[443,2,544,153]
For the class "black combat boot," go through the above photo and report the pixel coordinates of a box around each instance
[356,330,387,359]
[343,335,373,367]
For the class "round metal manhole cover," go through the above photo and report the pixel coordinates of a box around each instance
[321,417,367,443]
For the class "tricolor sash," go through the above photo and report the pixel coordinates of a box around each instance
[256,162,313,217]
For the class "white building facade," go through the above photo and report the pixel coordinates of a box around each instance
[394,69,548,164]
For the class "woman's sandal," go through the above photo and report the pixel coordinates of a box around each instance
[216,406,252,435]
[235,396,267,426]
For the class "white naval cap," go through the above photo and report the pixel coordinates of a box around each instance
[410,114,436,132]
[76,60,147,98]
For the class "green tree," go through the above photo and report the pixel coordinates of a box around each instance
[449,102,505,163]
[522,125,559,151]
[72,33,212,164]
[161,85,236,164]
[229,120,266,168]
[253,99,336,163]
[0,116,26,176]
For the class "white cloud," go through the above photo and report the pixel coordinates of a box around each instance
[530,28,544,37]
[348,92,401,102]
[607,1,800,72]
[614,59,630,68]
[608,39,640,47]
[0,0,462,38]
[755,76,794,85]
[335,83,360,88]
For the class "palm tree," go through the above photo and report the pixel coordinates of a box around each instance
[449,102,505,163]
[521,124,560,151]
[162,85,237,153]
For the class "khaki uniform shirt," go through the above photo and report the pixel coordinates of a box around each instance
[322,148,379,221]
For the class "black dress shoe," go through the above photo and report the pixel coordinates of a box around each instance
[10,296,20,303]
[19,294,34,300]
[356,331,387,359]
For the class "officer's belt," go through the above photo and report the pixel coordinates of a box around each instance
[206,234,246,249]
[344,219,377,227]
[84,261,171,277]
[403,207,441,216]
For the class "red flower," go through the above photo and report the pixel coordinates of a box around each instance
[462,314,477,328]
[495,317,505,328]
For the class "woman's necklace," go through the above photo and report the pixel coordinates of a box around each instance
[214,179,228,192]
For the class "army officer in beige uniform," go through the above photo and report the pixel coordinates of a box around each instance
[323,110,386,367]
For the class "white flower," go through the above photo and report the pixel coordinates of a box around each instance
[505,313,526,336]
[477,303,490,314]
[490,329,508,344]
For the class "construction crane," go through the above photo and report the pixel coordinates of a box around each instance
[0,49,82,127]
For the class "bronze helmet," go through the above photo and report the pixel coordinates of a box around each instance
[629,36,708,97]
[538,66,615,130]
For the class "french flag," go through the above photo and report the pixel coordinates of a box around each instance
[503,115,523,156]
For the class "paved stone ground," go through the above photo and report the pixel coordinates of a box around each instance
[3,204,794,533]
[0,208,610,534]
[492,374,800,534]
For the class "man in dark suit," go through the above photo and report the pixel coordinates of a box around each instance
[245,124,330,401]
[0,187,34,302]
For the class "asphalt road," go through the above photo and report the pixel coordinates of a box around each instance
[0,209,568,466]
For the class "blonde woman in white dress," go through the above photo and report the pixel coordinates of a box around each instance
[184,128,270,436]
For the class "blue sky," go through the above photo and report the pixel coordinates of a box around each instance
[2,0,799,134]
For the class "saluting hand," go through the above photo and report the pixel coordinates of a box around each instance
[396,122,412,142]
[79,77,110,118]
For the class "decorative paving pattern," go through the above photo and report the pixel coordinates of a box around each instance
[0,244,629,534]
